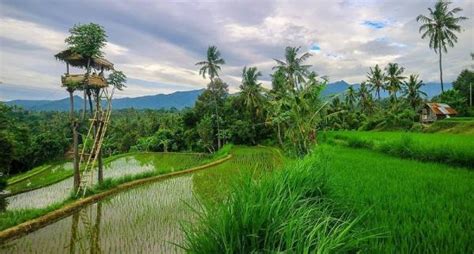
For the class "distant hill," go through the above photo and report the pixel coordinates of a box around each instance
[4,89,204,111]
[322,80,451,99]
[3,81,452,111]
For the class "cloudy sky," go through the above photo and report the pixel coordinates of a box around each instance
[0,0,472,101]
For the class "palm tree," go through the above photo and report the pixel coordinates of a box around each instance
[358,82,374,114]
[196,46,225,149]
[403,74,427,110]
[367,64,385,100]
[417,1,467,92]
[345,86,357,108]
[240,66,265,144]
[240,67,264,114]
[385,63,406,100]
[273,46,312,90]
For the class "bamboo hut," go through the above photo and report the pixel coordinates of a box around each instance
[55,49,114,89]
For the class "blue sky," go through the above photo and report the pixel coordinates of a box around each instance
[0,0,472,100]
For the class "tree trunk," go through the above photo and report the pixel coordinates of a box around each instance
[210,77,221,150]
[94,90,103,184]
[439,47,444,93]
[276,122,284,147]
[69,91,80,192]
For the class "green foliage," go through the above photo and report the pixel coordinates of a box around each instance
[323,131,474,168]
[320,144,473,253]
[432,89,467,115]
[367,64,385,100]
[107,70,127,91]
[272,46,312,90]
[65,23,107,59]
[452,69,474,113]
[182,150,374,253]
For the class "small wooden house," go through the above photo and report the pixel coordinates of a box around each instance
[421,103,457,123]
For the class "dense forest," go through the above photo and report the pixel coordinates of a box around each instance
[1,56,472,176]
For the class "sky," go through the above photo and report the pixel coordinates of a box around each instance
[0,0,472,101]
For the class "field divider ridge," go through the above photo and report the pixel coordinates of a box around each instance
[0,154,232,243]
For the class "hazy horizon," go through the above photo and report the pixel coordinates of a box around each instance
[0,0,472,101]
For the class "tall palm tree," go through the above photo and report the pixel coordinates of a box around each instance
[273,46,312,90]
[403,74,427,110]
[367,64,385,100]
[384,63,406,100]
[345,86,357,108]
[240,66,264,115]
[358,82,374,114]
[417,1,467,92]
[240,66,265,144]
[196,46,225,149]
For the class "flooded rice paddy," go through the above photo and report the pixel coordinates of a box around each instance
[1,147,282,253]
[6,153,210,210]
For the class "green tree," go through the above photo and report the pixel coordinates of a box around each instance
[196,46,225,149]
[273,46,312,90]
[417,1,467,92]
[384,63,406,100]
[239,66,265,144]
[367,64,385,100]
[358,82,374,114]
[345,86,357,108]
[402,74,427,110]
[65,23,107,191]
[452,69,474,107]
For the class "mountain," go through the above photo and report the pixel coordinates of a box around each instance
[4,89,204,111]
[3,81,452,111]
[322,80,451,99]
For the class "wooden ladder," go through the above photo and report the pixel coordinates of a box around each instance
[77,89,113,196]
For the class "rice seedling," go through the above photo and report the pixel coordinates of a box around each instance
[319,144,474,253]
[5,153,211,211]
[0,146,283,253]
[321,131,474,168]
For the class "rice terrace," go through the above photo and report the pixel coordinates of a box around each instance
[0,0,472,253]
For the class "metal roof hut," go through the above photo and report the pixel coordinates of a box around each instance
[55,49,114,89]
[421,103,458,123]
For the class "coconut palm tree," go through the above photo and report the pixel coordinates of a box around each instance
[385,63,406,100]
[403,74,427,110]
[417,1,467,92]
[272,46,312,91]
[240,66,265,144]
[345,86,357,108]
[367,64,385,100]
[240,67,265,115]
[358,82,374,114]
[196,46,225,149]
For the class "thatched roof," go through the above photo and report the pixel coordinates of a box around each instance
[62,73,108,88]
[55,49,114,71]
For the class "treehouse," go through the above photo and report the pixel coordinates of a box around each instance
[55,49,114,89]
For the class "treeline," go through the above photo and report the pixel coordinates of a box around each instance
[1,46,473,176]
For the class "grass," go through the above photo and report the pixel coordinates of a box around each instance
[1,146,284,253]
[182,149,375,253]
[319,144,474,253]
[424,117,474,134]
[321,131,474,168]
[6,152,137,194]
[0,149,228,231]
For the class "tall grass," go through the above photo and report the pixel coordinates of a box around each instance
[182,152,374,253]
[322,131,474,168]
[320,144,474,253]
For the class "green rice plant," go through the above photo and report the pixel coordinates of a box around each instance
[322,131,474,168]
[1,146,283,253]
[181,151,376,253]
[319,144,474,253]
